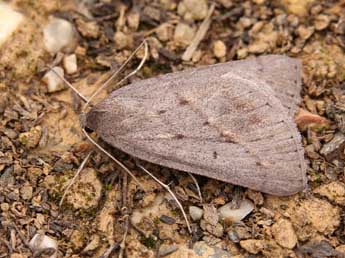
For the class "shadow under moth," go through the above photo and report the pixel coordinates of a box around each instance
[85,55,307,196]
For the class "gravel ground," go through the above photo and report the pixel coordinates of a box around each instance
[1,0,345,257]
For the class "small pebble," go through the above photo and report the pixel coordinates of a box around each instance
[0,202,9,212]
[297,25,315,40]
[174,23,195,46]
[42,67,65,93]
[43,17,77,54]
[178,0,208,21]
[82,234,100,253]
[63,54,77,74]
[10,254,27,258]
[189,206,203,221]
[114,31,133,49]
[0,2,24,47]
[271,219,297,249]
[19,126,42,148]
[159,215,176,225]
[20,185,33,200]
[76,19,99,38]
[158,245,178,257]
[29,234,58,258]
[127,11,140,31]
[314,182,345,205]
[314,14,331,31]
[218,199,254,222]
[213,40,227,59]
[320,133,345,161]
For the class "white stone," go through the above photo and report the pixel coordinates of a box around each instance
[43,17,76,54]
[29,234,58,258]
[63,54,77,74]
[189,206,203,221]
[218,199,254,222]
[174,23,195,46]
[0,2,24,47]
[42,67,65,93]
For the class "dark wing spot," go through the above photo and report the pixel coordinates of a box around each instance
[174,134,185,139]
[158,110,167,114]
[294,80,297,84]
[213,151,218,159]
[203,121,210,126]
[179,98,189,105]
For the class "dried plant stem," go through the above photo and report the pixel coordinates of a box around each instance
[182,3,215,61]
[118,215,129,258]
[187,172,203,203]
[59,151,92,207]
[136,164,192,234]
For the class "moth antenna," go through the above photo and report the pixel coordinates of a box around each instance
[136,163,192,234]
[187,172,203,203]
[59,151,92,207]
[47,65,89,103]
[82,128,146,191]
[84,40,149,111]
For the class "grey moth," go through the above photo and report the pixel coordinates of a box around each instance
[85,55,307,196]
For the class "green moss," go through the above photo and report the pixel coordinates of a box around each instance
[139,235,157,249]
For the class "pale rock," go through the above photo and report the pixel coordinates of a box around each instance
[63,54,77,74]
[271,219,297,249]
[168,241,232,258]
[76,19,99,38]
[20,185,33,200]
[127,11,140,31]
[174,23,195,46]
[213,40,226,59]
[156,25,171,42]
[0,2,24,47]
[178,0,208,21]
[297,25,314,40]
[320,133,345,161]
[10,254,27,258]
[240,239,265,254]
[218,199,254,222]
[248,42,269,54]
[189,206,203,221]
[42,67,65,93]
[29,234,58,258]
[65,168,102,210]
[114,31,133,49]
[237,48,248,59]
[314,181,345,205]
[43,17,77,54]
[70,230,85,249]
[19,126,42,148]
[314,14,330,31]
[83,235,100,252]
[291,197,340,235]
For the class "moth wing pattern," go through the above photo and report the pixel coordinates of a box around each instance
[86,55,307,196]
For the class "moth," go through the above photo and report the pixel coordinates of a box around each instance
[84,55,307,196]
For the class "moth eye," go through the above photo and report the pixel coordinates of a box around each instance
[84,127,94,133]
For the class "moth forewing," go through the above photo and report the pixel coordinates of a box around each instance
[86,55,307,196]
